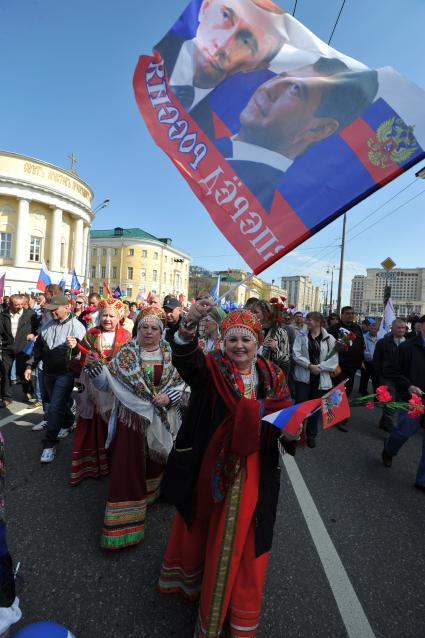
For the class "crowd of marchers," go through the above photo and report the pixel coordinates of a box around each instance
[0,289,423,638]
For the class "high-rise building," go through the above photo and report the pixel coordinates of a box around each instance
[350,275,366,314]
[90,227,191,301]
[350,268,425,316]
[280,275,321,311]
[0,150,93,294]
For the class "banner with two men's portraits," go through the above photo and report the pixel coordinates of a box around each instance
[134,0,425,274]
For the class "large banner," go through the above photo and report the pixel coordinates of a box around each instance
[134,0,425,274]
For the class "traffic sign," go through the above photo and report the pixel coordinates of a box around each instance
[381,257,396,271]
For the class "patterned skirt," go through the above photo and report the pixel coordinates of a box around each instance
[70,412,109,486]
[101,416,164,550]
[159,428,269,637]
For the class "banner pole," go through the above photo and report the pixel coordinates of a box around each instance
[216,272,255,305]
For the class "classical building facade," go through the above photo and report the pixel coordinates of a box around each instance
[90,227,191,301]
[190,268,287,306]
[280,275,321,311]
[350,268,425,317]
[0,151,94,294]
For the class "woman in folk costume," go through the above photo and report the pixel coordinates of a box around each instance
[85,305,184,550]
[198,306,226,354]
[159,301,297,638]
[69,298,131,486]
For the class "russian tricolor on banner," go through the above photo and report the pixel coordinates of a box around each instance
[262,397,323,436]
[36,263,51,292]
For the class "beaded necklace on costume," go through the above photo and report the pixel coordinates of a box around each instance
[237,361,258,399]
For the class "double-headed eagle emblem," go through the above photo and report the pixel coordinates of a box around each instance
[368,116,418,168]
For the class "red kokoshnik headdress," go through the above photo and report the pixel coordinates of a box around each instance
[98,297,125,320]
[221,309,262,343]
[138,305,167,330]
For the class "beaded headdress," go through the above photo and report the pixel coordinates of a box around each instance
[221,310,262,343]
[138,305,166,331]
[98,297,125,320]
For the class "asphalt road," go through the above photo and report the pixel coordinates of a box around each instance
[3,382,425,638]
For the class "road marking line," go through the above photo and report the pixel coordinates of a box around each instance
[0,407,42,428]
[282,454,376,638]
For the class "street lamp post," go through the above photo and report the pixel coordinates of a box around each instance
[84,198,110,294]
[327,266,336,314]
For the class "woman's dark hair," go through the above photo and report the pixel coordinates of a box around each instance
[251,299,272,318]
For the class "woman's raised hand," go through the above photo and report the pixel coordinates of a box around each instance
[66,336,77,349]
[185,299,213,326]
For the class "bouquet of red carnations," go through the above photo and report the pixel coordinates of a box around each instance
[324,327,357,361]
[350,385,425,419]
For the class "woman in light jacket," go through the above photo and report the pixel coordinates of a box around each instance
[292,312,339,448]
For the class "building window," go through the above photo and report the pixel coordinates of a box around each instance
[92,248,97,256]
[128,248,134,256]
[141,268,146,280]
[154,252,158,260]
[101,266,106,279]
[127,287,132,298]
[164,256,167,263]
[112,266,117,279]
[128,267,133,280]
[29,236,42,262]
[152,269,157,282]
[142,249,147,258]
[112,248,118,256]
[99,286,103,295]
[91,266,96,278]
[89,286,94,294]
[0,233,12,258]
[102,248,107,256]
[163,271,167,283]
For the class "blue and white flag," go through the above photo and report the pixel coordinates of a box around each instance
[71,270,81,292]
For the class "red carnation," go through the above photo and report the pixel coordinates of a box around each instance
[288,304,295,309]
[280,296,287,302]
[376,385,393,403]
[409,393,423,406]
[270,297,279,304]
[366,400,375,410]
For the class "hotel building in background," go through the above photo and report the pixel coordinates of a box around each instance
[280,275,321,311]
[0,150,94,295]
[89,227,191,301]
[350,268,425,317]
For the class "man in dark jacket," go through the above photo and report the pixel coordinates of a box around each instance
[381,315,425,492]
[373,318,406,431]
[0,294,39,406]
[328,305,365,431]
[24,294,85,463]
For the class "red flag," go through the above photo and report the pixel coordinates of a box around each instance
[321,382,351,429]
[103,280,112,296]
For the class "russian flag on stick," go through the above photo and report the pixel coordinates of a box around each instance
[262,397,323,436]
[36,263,51,292]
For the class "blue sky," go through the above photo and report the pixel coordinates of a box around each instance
[1,0,425,303]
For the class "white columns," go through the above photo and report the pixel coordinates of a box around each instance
[105,247,111,280]
[73,217,84,275]
[82,224,89,282]
[50,207,62,272]
[14,198,30,267]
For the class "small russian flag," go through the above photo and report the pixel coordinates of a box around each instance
[36,263,51,292]
[262,397,323,436]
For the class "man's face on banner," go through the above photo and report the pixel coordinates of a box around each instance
[239,66,340,158]
[194,0,283,88]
